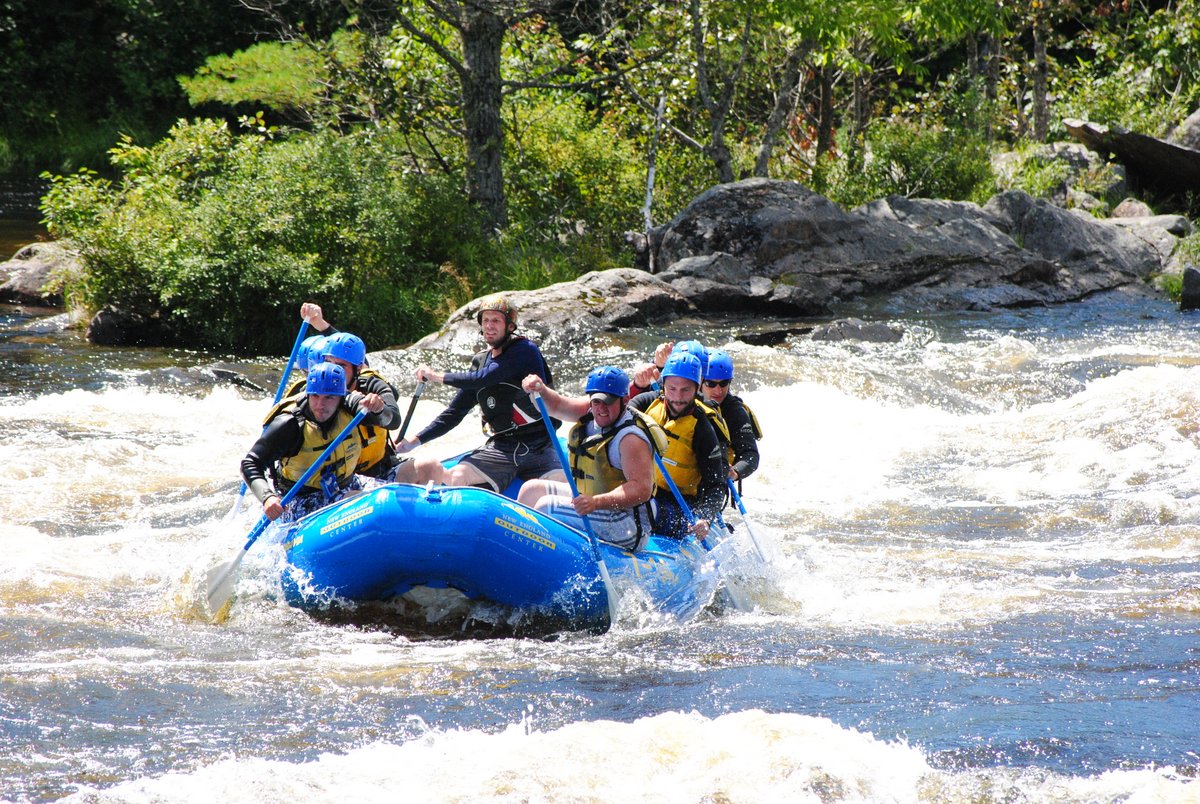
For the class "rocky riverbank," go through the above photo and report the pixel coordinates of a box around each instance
[4,179,1193,349]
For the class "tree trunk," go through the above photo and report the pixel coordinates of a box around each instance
[983,33,998,143]
[754,43,806,177]
[460,8,507,231]
[1032,22,1049,142]
[688,0,737,184]
[851,66,871,144]
[814,65,835,160]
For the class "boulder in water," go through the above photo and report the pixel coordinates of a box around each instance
[0,241,79,305]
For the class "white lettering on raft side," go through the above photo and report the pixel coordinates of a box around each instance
[494,517,556,550]
[320,504,375,536]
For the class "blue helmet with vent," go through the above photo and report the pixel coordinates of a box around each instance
[296,335,327,372]
[585,365,630,401]
[306,362,347,396]
[705,349,734,382]
[671,340,709,378]
[660,352,702,386]
[322,331,367,367]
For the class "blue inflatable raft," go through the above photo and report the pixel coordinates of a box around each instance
[278,482,717,632]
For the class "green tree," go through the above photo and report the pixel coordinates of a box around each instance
[0,0,265,173]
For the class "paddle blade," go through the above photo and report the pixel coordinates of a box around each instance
[204,552,245,623]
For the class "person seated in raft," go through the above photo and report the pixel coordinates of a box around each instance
[298,303,442,485]
[279,333,329,399]
[627,339,708,399]
[518,366,664,551]
[395,295,564,492]
[628,352,731,541]
[628,339,675,397]
[701,348,762,488]
[241,363,388,522]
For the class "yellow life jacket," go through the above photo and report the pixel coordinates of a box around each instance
[567,408,667,497]
[283,366,396,475]
[282,375,306,400]
[741,398,763,439]
[265,399,362,493]
[354,368,396,474]
[644,397,727,497]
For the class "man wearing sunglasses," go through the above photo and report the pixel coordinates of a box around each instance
[702,349,761,485]
[627,352,730,540]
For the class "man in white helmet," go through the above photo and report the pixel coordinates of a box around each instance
[397,295,563,492]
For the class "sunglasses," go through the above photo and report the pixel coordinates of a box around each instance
[703,379,730,388]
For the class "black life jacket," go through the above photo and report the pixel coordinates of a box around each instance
[472,335,559,440]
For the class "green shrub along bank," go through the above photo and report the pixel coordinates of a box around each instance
[41,119,623,354]
[42,108,1014,354]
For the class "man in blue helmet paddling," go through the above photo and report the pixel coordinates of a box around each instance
[628,351,729,539]
[241,363,390,522]
[519,366,666,550]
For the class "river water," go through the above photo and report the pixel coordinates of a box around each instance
[1,285,1198,802]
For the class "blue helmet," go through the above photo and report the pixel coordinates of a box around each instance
[671,340,709,378]
[306,362,347,396]
[296,335,327,372]
[705,349,734,382]
[585,365,630,401]
[322,331,367,367]
[660,352,702,386]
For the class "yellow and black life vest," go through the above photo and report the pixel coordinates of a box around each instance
[643,397,728,496]
[264,397,362,493]
[742,398,763,439]
[568,408,667,497]
[710,395,759,465]
[354,368,396,474]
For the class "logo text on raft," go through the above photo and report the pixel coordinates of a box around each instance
[320,504,375,536]
[493,516,556,550]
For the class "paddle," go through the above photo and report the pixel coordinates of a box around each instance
[726,478,767,562]
[228,321,310,515]
[391,381,426,447]
[274,322,311,405]
[206,408,367,621]
[531,392,621,625]
[652,451,751,610]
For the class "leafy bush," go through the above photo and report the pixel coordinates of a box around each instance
[813,121,995,208]
[996,149,1074,202]
[504,99,646,256]
[42,120,495,353]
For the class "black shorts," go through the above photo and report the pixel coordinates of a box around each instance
[458,437,562,492]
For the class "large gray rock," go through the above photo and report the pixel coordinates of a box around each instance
[86,305,167,346]
[650,179,1160,313]
[414,268,691,351]
[0,241,79,305]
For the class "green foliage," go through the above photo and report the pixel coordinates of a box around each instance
[41,121,497,353]
[1055,0,1200,137]
[505,98,645,253]
[812,121,995,208]
[996,149,1073,201]
[179,42,325,116]
[0,0,268,175]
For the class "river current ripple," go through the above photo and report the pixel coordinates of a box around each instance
[0,289,1198,802]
